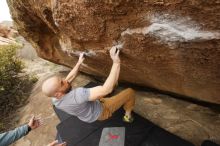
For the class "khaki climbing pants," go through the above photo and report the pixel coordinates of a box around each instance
[98,88,135,121]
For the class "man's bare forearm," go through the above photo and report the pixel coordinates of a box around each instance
[88,47,120,101]
[114,64,120,85]
[65,62,81,83]
[103,62,120,93]
[65,53,85,83]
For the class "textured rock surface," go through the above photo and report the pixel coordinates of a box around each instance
[0,21,17,38]
[0,21,18,45]
[134,91,220,146]
[7,0,220,103]
[0,24,10,38]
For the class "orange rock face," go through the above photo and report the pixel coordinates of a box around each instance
[0,23,17,38]
[0,25,10,38]
[7,0,220,103]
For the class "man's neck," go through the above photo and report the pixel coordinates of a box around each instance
[55,88,72,99]
[55,94,64,100]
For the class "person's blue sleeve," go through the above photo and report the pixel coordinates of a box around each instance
[0,124,29,146]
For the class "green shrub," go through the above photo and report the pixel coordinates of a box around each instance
[0,44,35,131]
[0,45,23,94]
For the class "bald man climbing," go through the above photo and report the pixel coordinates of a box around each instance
[42,47,135,123]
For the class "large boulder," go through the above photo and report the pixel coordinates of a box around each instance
[0,21,19,45]
[0,21,18,38]
[7,0,220,104]
[0,24,10,38]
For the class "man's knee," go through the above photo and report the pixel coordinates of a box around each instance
[126,88,135,95]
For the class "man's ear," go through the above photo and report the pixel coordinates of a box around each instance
[54,92,62,99]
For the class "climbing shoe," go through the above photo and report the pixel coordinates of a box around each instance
[123,115,134,123]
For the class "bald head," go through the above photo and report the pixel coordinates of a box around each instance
[42,76,62,97]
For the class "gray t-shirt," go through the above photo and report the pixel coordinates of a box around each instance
[52,87,103,123]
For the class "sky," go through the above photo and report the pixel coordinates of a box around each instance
[0,0,12,22]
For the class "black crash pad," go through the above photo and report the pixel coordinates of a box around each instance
[202,140,220,146]
[55,107,194,146]
[55,82,195,146]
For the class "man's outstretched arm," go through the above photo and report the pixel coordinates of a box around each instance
[65,53,85,83]
[89,47,120,101]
